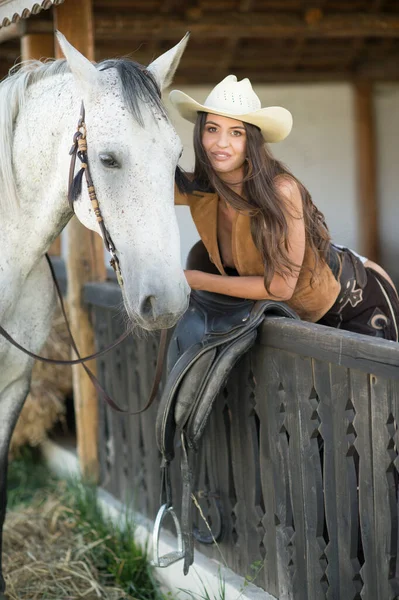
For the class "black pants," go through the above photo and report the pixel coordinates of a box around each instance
[318,248,399,342]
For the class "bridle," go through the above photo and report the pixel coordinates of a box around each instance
[0,100,168,415]
[68,101,123,287]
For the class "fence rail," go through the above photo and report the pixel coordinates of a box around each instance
[85,281,399,600]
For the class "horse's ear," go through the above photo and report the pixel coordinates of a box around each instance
[55,31,100,93]
[147,32,189,91]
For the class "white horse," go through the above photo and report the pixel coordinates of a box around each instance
[0,31,190,595]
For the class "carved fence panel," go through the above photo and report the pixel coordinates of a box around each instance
[86,282,399,600]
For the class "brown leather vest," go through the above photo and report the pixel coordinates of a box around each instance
[176,188,341,322]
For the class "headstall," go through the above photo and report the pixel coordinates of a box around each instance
[68,101,123,287]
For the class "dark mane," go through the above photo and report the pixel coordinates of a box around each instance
[98,58,166,126]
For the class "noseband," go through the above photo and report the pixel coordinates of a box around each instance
[68,101,123,287]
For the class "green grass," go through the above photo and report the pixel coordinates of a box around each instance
[62,481,166,599]
[7,447,58,508]
[6,448,173,600]
[179,572,226,600]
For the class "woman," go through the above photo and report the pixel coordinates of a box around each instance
[169,75,399,341]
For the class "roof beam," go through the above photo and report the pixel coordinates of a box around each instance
[214,37,239,76]
[95,13,399,40]
[238,0,254,11]
[0,18,54,44]
[0,21,21,43]
[171,61,399,83]
[372,0,386,10]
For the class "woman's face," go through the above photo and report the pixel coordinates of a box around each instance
[201,114,247,177]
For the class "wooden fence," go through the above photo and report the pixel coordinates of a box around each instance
[85,280,399,600]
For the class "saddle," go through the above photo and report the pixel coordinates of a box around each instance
[152,289,298,574]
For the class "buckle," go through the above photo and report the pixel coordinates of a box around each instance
[151,504,185,568]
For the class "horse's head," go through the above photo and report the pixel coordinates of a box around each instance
[57,32,190,331]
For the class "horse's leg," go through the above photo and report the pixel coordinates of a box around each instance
[0,376,31,596]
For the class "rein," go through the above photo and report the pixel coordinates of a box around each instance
[0,101,167,415]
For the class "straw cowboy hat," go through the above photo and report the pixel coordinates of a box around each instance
[169,75,293,143]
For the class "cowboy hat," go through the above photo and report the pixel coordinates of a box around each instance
[169,75,292,143]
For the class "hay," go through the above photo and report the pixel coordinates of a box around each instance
[3,489,136,600]
[10,309,73,458]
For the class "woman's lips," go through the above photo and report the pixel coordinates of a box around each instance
[211,152,232,161]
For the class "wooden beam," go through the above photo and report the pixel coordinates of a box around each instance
[21,32,54,61]
[372,0,386,11]
[95,13,399,41]
[54,0,106,482]
[356,55,399,80]
[0,12,55,43]
[0,22,22,43]
[215,38,239,77]
[160,0,179,14]
[238,0,254,11]
[170,68,399,84]
[344,38,365,69]
[353,81,379,261]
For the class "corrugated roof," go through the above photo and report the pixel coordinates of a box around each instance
[0,0,64,29]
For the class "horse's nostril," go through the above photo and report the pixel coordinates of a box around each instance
[140,295,157,319]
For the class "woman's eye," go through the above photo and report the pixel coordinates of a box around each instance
[232,130,242,136]
[206,127,217,133]
[99,153,120,169]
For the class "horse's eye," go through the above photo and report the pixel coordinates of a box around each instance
[99,153,120,169]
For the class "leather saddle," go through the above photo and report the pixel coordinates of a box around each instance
[152,289,298,574]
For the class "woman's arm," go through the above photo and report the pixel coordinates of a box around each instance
[184,178,306,301]
[267,177,306,298]
[184,271,285,300]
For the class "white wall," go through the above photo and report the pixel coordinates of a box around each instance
[374,83,399,282]
[164,83,359,267]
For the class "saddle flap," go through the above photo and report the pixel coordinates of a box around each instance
[174,348,217,430]
[156,341,215,460]
[187,328,258,449]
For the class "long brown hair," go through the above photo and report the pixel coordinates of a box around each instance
[188,111,331,292]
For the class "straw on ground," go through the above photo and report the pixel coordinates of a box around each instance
[3,485,137,600]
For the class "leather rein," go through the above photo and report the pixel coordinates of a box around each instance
[0,101,167,415]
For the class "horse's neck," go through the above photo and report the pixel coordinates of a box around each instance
[5,75,74,277]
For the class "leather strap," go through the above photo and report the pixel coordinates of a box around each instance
[45,254,167,414]
[68,101,123,285]
[180,432,194,575]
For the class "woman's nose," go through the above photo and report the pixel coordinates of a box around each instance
[216,132,229,148]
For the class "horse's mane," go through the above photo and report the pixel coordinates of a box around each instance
[0,57,165,214]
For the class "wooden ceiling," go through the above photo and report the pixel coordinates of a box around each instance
[1,0,399,83]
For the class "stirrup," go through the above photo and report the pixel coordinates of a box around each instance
[151,504,185,567]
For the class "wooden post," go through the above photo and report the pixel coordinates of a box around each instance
[21,32,54,61]
[54,0,106,481]
[353,80,380,262]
